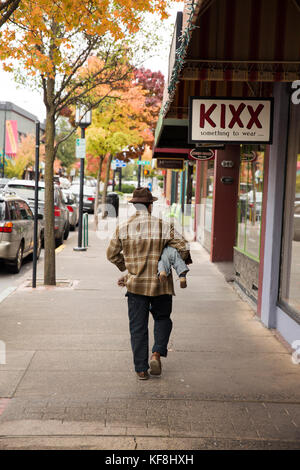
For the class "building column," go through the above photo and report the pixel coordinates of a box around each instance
[165,169,172,205]
[260,83,290,329]
[193,161,201,240]
[210,145,240,262]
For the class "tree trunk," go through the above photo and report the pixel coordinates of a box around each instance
[44,82,56,285]
[94,155,104,228]
[101,153,112,219]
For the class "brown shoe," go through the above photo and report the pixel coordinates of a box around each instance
[136,371,149,380]
[180,277,187,288]
[159,271,167,283]
[149,352,162,376]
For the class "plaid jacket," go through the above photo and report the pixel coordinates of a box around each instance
[106,211,190,296]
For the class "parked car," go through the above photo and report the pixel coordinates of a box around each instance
[0,178,11,189]
[294,198,300,241]
[0,191,43,273]
[4,179,70,247]
[61,189,79,231]
[70,184,96,213]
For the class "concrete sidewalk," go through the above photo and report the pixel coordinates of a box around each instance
[0,218,299,450]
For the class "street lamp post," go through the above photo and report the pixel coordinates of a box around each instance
[73,106,92,252]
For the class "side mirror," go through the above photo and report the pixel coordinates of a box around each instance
[38,214,43,220]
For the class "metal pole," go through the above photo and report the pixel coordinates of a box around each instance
[137,163,141,188]
[118,167,122,192]
[2,108,6,178]
[32,121,40,288]
[74,127,87,252]
[112,169,116,192]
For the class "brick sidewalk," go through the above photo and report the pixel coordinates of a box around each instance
[0,216,299,449]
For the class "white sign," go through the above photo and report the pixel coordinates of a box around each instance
[189,97,273,144]
[76,138,86,159]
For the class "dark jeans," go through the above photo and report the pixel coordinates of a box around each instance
[126,292,173,373]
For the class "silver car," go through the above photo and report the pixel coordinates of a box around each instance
[62,189,79,231]
[0,191,43,273]
[70,184,96,213]
[294,199,300,241]
[4,179,70,247]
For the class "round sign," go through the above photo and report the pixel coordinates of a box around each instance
[189,148,215,161]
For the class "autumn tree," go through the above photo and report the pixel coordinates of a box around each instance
[121,67,165,168]
[86,80,147,225]
[5,134,45,178]
[0,0,172,285]
[55,118,76,174]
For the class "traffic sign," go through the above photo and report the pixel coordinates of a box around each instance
[137,160,151,165]
[115,159,127,168]
[76,138,86,159]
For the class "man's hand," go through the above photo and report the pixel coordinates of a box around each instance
[117,276,126,287]
[185,253,193,265]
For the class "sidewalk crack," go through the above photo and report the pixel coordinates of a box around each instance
[11,350,37,398]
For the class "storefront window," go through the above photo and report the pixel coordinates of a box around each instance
[204,161,214,232]
[236,146,265,260]
[279,105,300,317]
[196,159,214,251]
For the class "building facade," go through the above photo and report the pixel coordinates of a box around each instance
[0,101,44,176]
[154,0,300,349]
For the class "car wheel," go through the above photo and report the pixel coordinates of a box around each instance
[63,222,70,240]
[7,242,24,274]
[55,232,64,248]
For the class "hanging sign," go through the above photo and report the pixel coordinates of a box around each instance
[189,97,274,144]
[5,120,18,156]
[189,148,215,161]
[157,158,184,170]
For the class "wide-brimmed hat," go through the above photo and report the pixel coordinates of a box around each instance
[128,187,158,203]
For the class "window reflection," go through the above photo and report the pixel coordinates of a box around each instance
[280,142,300,315]
[236,147,265,260]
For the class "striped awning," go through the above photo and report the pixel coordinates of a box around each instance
[163,0,300,120]
[185,0,300,81]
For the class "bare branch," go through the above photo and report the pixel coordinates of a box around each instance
[0,0,20,28]
[54,125,77,157]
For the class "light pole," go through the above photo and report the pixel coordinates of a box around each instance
[73,106,92,252]
[32,121,40,288]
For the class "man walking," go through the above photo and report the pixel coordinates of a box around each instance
[106,187,191,380]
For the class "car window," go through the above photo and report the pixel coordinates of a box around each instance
[17,200,33,220]
[24,202,34,219]
[54,188,63,206]
[63,192,75,204]
[8,201,20,220]
[0,201,7,220]
[7,184,45,202]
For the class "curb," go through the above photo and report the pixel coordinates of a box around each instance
[0,287,17,305]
